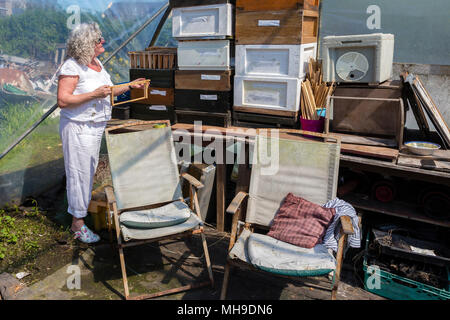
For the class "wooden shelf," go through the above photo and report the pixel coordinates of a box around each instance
[343,193,450,228]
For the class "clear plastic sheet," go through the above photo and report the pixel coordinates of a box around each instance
[319,0,450,66]
[0,0,172,206]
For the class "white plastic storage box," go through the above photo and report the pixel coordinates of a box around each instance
[321,33,394,83]
[177,40,233,70]
[236,43,316,79]
[234,76,301,112]
[172,4,233,39]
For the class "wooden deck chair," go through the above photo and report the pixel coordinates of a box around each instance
[220,130,355,300]
[104,120,214,300]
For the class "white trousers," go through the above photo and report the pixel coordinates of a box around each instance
[59,118,106,219]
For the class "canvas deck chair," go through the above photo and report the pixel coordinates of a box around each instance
[220,130,354,300]
[104,120,214,300]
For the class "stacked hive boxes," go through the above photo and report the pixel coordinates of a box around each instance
[128,47,178,124]
[172,0,235,127]
[233,0,320,128]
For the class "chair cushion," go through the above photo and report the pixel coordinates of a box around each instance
[247,232,336,277]
[120,201,191,229]
[267,193,336,249]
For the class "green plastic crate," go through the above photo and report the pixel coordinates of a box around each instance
[363,231,450,300]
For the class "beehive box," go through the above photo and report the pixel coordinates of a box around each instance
[129,69,175,88]
[235,43,316,78]
[172,3,233,39]
[129,104,177,124]
[175,89,232,113]
[177,40,233,70]
[175,70,233,91]
[130,87,174,106]
[235,8,319,45]
[128,47,177,69]
[234,76,301,113]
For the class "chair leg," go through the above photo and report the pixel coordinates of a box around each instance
[331,233,347,300]
[201,233,214,288]
[118,246,130,300]
[220,262,232,300]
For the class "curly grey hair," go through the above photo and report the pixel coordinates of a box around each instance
[66,22,102,66]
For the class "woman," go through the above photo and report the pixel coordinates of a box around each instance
[57,22,145,243]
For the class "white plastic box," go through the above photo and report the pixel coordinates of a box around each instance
[172,4,233,39]
[321,33,395,83]
[234,76,301,112]
[177,40,232,70]
[236,43,317,79]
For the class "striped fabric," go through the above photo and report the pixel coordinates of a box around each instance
[322,198,361,252]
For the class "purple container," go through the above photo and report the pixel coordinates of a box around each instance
[300,116,325,138]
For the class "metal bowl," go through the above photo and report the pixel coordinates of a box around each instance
[404,141,441,156]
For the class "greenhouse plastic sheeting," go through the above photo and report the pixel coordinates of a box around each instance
[0,0,174,207]
[319,0,450,66]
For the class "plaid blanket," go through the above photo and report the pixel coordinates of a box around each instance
[267,193,336,249]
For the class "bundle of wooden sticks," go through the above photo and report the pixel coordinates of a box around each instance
[300,58,335,120]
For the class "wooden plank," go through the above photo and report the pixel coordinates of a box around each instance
[236,0,320,11]
[341,143,399,161]
[235,9,318,45]
[397,155,450,173]
[332,132,397,148]
[233,105,298,118]
[216,144,227,232]
[170,0,235,7]
[175,70,232,91]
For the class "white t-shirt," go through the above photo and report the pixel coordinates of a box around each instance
[57,57,114,122]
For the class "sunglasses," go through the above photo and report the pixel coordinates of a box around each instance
[95,37,104,44]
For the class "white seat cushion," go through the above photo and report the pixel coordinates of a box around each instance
[120,201,191,229]
[246,232,337,277]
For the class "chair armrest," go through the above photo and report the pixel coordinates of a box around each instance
[226,191,248,215]
[104,186,116,205]
[339,216,354,235]
[181,173,204,189]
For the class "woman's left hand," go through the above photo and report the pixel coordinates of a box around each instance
[129,78,147,89]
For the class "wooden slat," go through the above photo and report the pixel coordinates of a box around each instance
[236,0,320,11]
[397,155,450,173]
[233,105,298,118]
[341,143,399,161]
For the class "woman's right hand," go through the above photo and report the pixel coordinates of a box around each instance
[93,85,112,98]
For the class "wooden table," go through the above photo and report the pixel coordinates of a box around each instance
[171,123,256,232]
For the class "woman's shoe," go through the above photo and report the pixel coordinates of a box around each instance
[72,225,100,243]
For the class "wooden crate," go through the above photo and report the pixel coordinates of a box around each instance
[175,70,233,91]
[130,104,177,125]
[130,69,175,88]
[170,0,235,8]
[233,109,299,128]
[328,82,405,148]
[130,87,174,106]
[175,109,232,128]
[172,3,233,39]
[129,47,177,69]
[175,89,232,113]
[236,0,319,11]
[235,8,319,45]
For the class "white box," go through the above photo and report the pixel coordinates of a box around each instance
[172,4,233,39]
[234,76,301,112]
[178,40,232,70]
[236,43,317,79]
[321,33,394,83]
